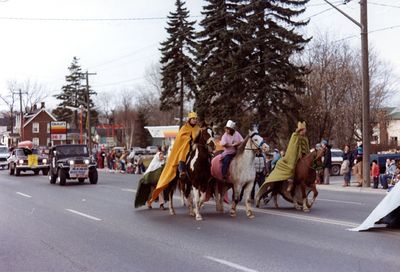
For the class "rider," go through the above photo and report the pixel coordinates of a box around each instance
[148,112,200,204]
[265,121,310,192]
[221,120,243,180]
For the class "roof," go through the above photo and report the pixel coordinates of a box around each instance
[23,108,57,128]
[144,125,179,138]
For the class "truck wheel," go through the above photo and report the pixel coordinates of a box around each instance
[331,165,340,176]
[9,164,14,175]
[49,172,57,184]
[58,168,67,186]
[89,169,98,184]
[33,170,39,175]
[42,169,49,176]
[78,178,85,183]
[15,168,20,176]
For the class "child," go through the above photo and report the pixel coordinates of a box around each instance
[370,160,380,189]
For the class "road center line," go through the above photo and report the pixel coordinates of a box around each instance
[65,209,102,221]
[317,198,363,205]
[205,256,259,272]
[122,188,136,193]
[16,192,32,198]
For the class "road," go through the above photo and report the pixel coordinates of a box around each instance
[0,169,399,272]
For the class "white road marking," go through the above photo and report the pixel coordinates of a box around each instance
[205,256,259,272]
[317,198,364,205]
[122,188,136,193]
[65,209,102,221]
[16,192,32,198]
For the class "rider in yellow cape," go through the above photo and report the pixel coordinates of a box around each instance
[148,112,200,204]
[258,121,309,196]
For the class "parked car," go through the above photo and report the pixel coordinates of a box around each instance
[146,146,158,155]
[330,148,344,176]
[48,144,98,186]
[0,145,10,169]
[132,146,146,155]
[8,142,49,176]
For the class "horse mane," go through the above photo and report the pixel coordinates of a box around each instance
[236,135,249,156]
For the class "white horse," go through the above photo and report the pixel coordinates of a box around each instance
[212,126,269,218]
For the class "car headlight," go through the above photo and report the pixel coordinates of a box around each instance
[42,159,47,164]
[69,160,75,166]
[84,159,90,165]
[18,159,24,164]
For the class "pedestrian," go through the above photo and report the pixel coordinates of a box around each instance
[271,148,280,169]
[321,139,332,185]
[371,160,380,189]
[341,144,353,187]
[379,159,397,189]
[353,141,363,187]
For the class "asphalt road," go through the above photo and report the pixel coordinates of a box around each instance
[1,169,399,272]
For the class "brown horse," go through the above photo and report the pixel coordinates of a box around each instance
[256,148,325,212]
[167,124,215,220]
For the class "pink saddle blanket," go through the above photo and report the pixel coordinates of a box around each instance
[211,154,229,181]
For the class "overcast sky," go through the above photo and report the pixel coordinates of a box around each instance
[0,0,399,110]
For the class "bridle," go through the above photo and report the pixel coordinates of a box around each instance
[192,127,215,155]
[245,131,267,151]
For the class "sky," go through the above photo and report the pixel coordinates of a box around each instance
[0,0,399,111]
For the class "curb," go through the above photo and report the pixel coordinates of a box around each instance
[317,184,387,195]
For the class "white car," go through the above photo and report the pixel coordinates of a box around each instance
[0,145,10,169]
[146,146,158,155]
[330,148,344,176]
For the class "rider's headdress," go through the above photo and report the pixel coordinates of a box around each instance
[187,112,197,120]
[296,121,306,132]
[225,120,236,130]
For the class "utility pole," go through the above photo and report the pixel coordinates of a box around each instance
[323,0,370,187]
[84,71,97,154]
[13,89,28,142]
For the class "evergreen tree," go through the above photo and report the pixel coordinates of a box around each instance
[53,57,98,130]
[195,0,246,125]
[238,0,310,138]
[159,0,197,127]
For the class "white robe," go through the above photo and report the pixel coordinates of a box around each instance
[349,182,400,231]
[144,152,165,175]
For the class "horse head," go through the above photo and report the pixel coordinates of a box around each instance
[194,122,216,154]
[247,127,270,153]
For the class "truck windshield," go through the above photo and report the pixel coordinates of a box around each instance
[56,146,89,157]
[0,147,8,153]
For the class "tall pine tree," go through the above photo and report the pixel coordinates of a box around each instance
[159,0,197,127]
[53,57,98,130]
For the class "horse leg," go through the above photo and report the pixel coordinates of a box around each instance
[243,182,255,219]
[301,185,310,212]
[273,193,279,209]
[307,184,318,209]
[292,186,302,210]
[192,187,203,220]
[168,188,176,215]
[230,185,240,217]
[187,190,195,217]
[216,183,226,213]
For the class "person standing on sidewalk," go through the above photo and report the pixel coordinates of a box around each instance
[353,142,363,186]
[342,145,353,187]
[321,139,332,185]
[371,160,380,189]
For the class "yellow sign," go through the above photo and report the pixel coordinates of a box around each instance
[28,154,38,167]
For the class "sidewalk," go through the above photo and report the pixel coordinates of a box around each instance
[317,176,387,195]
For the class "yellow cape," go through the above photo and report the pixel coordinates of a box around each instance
[149,123,200,204]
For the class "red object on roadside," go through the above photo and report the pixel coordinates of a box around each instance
[18,140,33,149]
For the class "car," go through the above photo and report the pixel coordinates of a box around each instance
[330,148,344,176]
[8,143,49,176]
[132,146,146,155]
[48,144,98,186]
[146,146,158,155]
[0,145,10,169]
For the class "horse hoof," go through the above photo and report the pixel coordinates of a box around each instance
[294,205,302,211]
[169,210,176,215]
[230,210,237,217]
[303,208,310,213]
[196,215,203,221]
[247,211,255,219]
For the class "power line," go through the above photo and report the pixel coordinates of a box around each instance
[0,15,203,22]
[369,2,400,9]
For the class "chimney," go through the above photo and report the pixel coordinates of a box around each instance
[41,102,45,109]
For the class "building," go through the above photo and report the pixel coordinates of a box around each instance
[14,102,57,147]
[144,125,179,147]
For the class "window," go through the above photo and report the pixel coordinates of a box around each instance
[47,123,50,134]
[32,122,39,133]
[32,138,39,147]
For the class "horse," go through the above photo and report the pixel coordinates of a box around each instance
[167,124,216,220]
[211,126,269,218]
[255,148,325,212]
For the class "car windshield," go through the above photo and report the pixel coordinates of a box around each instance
[56,146,88,157]
[0,147,8,153]
[332,151,343,157]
